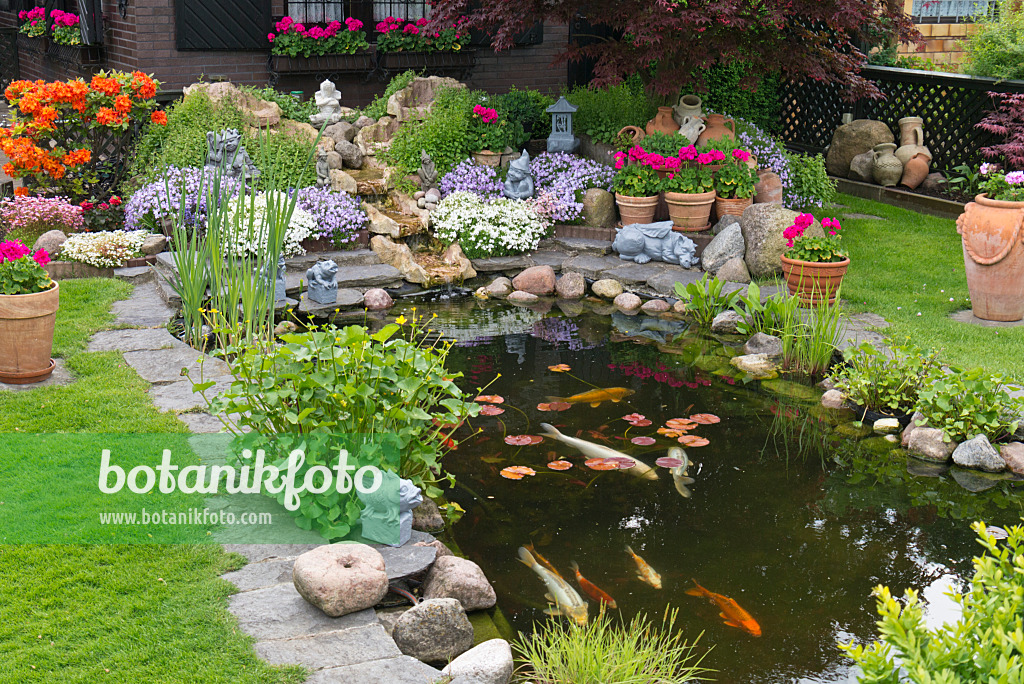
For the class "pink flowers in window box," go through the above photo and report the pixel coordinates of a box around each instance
[269,15,369,57]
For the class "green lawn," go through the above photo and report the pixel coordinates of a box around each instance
[833,194,1024,383]
[0,279,305,684]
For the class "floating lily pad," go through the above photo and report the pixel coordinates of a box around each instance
[475,395,505,404]
[678,435,709,447]
[537,401,572,412]
[689,413,721,425]
[480,405,505,416]
[500,466,536,480]
[655,456,684,468]
[631,436,657,446]
[547,460,573,471]
[585,458,618,471]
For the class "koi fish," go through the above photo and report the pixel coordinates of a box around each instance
[685,579,762,637]
[625,545,662,589]
[570,560,617,609]
[539,424,658,481]
[547,387,635,408]
[668,446,695,498]
[524,542,563,579]
[518,546,589,626]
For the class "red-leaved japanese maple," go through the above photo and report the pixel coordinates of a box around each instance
[427,0,919,97]
[979,92,1024,169]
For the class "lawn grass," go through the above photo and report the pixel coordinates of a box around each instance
[0,279,305,684]
[833,193,1024,382]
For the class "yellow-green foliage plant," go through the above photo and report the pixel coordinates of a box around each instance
[839,521,1024,683]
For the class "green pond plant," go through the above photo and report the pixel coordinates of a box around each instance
[674,273,741,329]
[915,367,1023,443]
[513,608,712,684]
[840,521,1024,683]
[829,339,941,417]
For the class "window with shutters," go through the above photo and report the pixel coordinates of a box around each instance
[175,0,273,50]
[910,0,997,21]
[284,0,426,26]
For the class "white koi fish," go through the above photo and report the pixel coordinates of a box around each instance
[517,546,589,626]
[539,423,658,481]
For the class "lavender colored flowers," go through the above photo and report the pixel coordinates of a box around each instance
[293,185,367,245]
[125,166,243,231]
[440,159,504,200]
[531,152,615,223]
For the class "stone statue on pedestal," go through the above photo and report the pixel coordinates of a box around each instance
[306,259,338,304]
[205,129,260,182]
[417,150,438,192]
[309,80,343,127]
[502,150,535,200]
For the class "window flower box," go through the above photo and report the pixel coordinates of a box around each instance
[377,49,476,78]
[271,50,374,75]
[46,42,106,67]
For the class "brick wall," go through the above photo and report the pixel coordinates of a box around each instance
[898,21,975,69]
[467,24,569,95]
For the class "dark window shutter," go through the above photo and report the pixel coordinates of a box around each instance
[175,0,271,50]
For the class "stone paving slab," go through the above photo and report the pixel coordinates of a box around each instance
[530,250,566,272]
[223,543,323,563]
[222,557,295,592]
[229,582,378,641]
[287,249,382,270]
[114,266,154,284]
[377,545,436,581]
[542,237,612,255]
[561,254,621,279]
[148,377,233,412]
[950,310,1024,327]
[254,624,400,670]
[298,290,364,315]
[112,281,175,327]
[0,359,74,392]
[176,411,225,433]
[646,269,701,295]
[87,328,181,353]
[603,262,673,285]
[286,264,403,295]
[470,256,535,273]
[304,655,443,684]
[123,347,230,385]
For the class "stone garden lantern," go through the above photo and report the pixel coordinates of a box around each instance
[546,96,579,153]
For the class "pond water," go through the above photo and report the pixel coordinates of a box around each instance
[392,297,1024,684]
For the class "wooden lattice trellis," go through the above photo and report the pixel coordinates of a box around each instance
[778,66,1024,172]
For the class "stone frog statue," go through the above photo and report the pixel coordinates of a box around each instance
[306,259,338,305]
[612,221,698,267]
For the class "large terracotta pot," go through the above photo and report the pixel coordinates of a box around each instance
[780,256,849,306]
[900,153,930,190]
[0,282,60,384]
[696,114,736,146]
[645,106,680,135]
[615,193,660,225]
[472,149,502,167]
[715,195,753,219]
[664,190,715,231]
[956,194,1024,321]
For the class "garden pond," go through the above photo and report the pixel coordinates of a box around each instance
[390,296,1024,684]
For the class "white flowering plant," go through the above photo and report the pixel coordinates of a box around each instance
[60,230,153,268]
[222,191,315,257]
[431,191,551,258]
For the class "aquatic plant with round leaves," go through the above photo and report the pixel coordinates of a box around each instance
[840,521,1024,683]
[915,367,1023,443]
[829,338,941,416]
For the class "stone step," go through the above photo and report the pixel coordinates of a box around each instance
[540,236,613,256]
[285,264,403,295]
[151,267,182,308]
[286,249,381,271]
[114,265,154,284]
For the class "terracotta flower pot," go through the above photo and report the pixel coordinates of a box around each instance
[645,106,680,135]
[472,149,502,167]
[0,282,60,384]
[715,195,753,219]
[696,113,736,146]
[956,194,1024,321]
[664,190,715,231]
[900,153,930,190]
[615,193,660,225]
[780,256,849,306]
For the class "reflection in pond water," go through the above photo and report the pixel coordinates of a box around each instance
[391,297,1023,684]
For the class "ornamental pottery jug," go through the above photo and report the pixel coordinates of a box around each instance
[696,113,736,146]
[900,153,930,190]
[895,116,931,167]
[956,195,1024,321]
[673,94,703,126]
[646,106,680,135]
[677,115,706,145]
[872,143,903,187]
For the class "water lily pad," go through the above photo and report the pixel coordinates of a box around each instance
[666,418,698,431]
[605,456,636,469]
[500,466,536,480]
[689,413,721,425]
[630,419,652,427]
[504,435,534,446]
[622,413,646,423]
[631,436,657,446]
[678,435,709,447]
[655,456,684,468]
[547,460,573,471]
[537,401,572,412]
[480,405,505,416]
[584,458,618,471]
[475,395,505,404]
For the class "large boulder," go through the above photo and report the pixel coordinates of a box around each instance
[443,242,476,281]
[753,170,783,204]
[392,597,474,663]
[740,203,825,278]
[365,203,402,239]
[820,389,847,409]
[730,353,778,379]
[363,288,394,310]
[641,298,670,314]
[908,427,956,463]
[140,235,167,255]
[614,292,642,311]
[592,279,623,299]
[825,119,894,178]
[512,265,557,295]
[324,120,357,144]
[371,235,429,284]
[387,76,466,123]
[329,169,357,194]
[32,230,67,258]
[556,271,586,300]
[441,639,514,684]
[582,188,617,227]
[484,277,513,298]
[335,139,363,169]
[952,435,1005,472]
[848,151,875,183]
[701,223,745,274]
[711,310,743,334]
[183,81,281,127]
[291,544,388,617]
[422,555,497,611]
[507,290,539,304]
[1000,442,1024,475]
[716,256,750,283]
[355,116,400,158]
[743,332,783,357]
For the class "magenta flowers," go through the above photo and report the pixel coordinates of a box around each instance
[472,104,498,124]
[268,14,369,56]
[0,240,49,267]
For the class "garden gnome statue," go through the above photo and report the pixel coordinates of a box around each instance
[358,472,421,546]
[546,96,579,154]
[502,150,535,199]
[417,150,438,192]
[306,259,338,305]
[612,221,698,267]
[309,79,343,126]
[315,148,330,188]
[206,129,260,182]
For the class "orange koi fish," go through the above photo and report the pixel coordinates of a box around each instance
[570,561,617,609]
[625,545,662,589]
[548,387,635,408]
[685,579,762,637]
[524,543,563,579]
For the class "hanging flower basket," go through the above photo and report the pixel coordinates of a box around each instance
[271,51,374,75]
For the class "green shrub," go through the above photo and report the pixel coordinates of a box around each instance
[961,0,1024,80]
[240,85,318,122]
[362,69,418,121]
[786,152,836,211]
[691,62,781,134]
[840,521,1024,683]
[514,609,711,684]
[829,339,941,416]
[382,85,475,182]
[250,130,317,190]
[129,91,244,180]
[564,77,657,146]
[493,87,554,145]
[916,367,1023,442]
